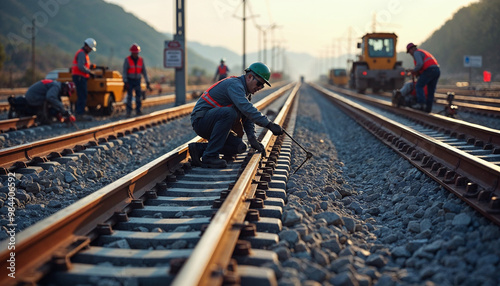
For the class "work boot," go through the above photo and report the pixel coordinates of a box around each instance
[412,103,425,111]
[136,110,143,116]
[222,154,237,162]
[188,143,204,167]
[126,112,132,118]
[201,156,227,169]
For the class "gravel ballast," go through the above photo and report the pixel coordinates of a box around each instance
[274,85,500,286]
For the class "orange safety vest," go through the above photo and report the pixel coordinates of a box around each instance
[218,65,227,75]
[127,56,144,75]
[72,49,90,78]
[201,76,237,108]
[41,79,53,84]
[414,49,439,73]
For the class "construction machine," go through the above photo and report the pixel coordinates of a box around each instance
[329,68,348,87]
[57,66,126,115]
[349,32,405,93]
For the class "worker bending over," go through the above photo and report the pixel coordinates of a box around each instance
[24,79,75,123]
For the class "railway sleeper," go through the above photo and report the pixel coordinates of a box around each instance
[49,262,277,286]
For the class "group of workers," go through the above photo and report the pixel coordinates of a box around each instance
[16,37,440,170]
[71,38,152,119]
[21,38,152,122]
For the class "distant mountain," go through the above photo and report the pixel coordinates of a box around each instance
[0,0,216,81]
[420,0,500,79]
[3,0,494,87]
[187,40,313,81]
[0,0,329,84]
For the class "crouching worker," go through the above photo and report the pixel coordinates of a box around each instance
[189,62,284,168]
[22,79,76,124]
[392,80,428,109]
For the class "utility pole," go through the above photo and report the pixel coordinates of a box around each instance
[242,0,246,70]
[235,0,257,70]
[174,0,186,106]
[256,25,263,62]
[261,24,276,64]
[32,17,35,84]
[337,38,341,67]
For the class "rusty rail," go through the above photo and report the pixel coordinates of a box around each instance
[172,82,300,286]
[0,82,295,285]
[311,82,500,225]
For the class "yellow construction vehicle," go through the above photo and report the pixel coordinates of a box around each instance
[329,68,348,87]
[349,32,405,93]
[57,66,125,115]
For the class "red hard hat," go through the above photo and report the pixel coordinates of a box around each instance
[130,43,141,53]
[406,43,417,53]
[63,81,75,97]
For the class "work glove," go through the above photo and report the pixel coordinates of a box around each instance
[248,136,266,157]
[266,122,283,136]
[62,110,76,123]
[89,71,96,79]
[146,82,153,92]
[90,64,97,69]
[56,113,64,122]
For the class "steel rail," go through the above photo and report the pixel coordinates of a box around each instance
[324,83,500,147]
[0,139,194,285]
[311,83,500,225]
[172,82,301,286]
[0,83,295,285]
[327,83,500,118]
[0,103,194,170]
[0,92,198,134]
[0,116,38,134]
[0,83,294,171]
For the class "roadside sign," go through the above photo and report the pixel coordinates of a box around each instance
[164,40,183,68]
[464,55,482,68]
[483,71,491,82]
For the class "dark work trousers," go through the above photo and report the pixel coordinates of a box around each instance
[72,75,88,115]
[416,66,440,109]
[126,78,142,114]
[192,106,247,159]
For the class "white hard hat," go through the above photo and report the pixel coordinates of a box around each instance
[84,38,97,51]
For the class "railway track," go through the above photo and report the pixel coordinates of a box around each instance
[0,82,299,285]
[0,92,200,133]
[0,83,294,173]
[0,81,290,134]
[325,83,500,117]
[311,82,500,226]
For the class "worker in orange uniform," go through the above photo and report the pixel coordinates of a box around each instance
[406,43,440,113]
[189,62,283,168]
[72,38,96,121]
[123,43,152,117]
[213,58,230,82]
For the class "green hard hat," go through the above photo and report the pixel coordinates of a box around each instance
[245,62,271,86]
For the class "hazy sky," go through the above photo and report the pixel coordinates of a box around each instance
[104,0,478,57]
